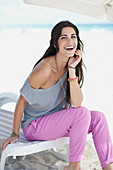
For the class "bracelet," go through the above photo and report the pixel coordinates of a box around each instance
[68,66,76,69]
[68,76,78,81]
[11,132,19,138]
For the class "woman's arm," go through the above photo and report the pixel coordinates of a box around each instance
[68,68,83,108]
[68,50,83,108]
[12,94,28,134]
[1,94,27,151]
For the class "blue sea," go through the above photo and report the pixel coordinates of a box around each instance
[0,23,113,32]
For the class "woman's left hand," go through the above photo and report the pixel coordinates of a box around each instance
[68,50,82,68]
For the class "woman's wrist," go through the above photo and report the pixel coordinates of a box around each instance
[68,65,76,69]
[68,67,76,78]
[11,132,19,138]
[68,76,78,81]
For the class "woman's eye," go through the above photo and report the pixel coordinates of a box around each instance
[72,36,77,38]
[61,37,66,39]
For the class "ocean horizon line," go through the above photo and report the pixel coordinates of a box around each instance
[0,23,113,32]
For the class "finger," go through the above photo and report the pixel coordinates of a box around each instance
[75,52,79,56]
[75,51,82,56]
[75,49,81,52]
[1,143,3,151]
[75,50,82,54]
[1,142,6,151]
[75,49,80,53]
[1,140,10,151]
[1,141,6,151]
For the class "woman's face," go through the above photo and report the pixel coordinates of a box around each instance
[57,27,78,58]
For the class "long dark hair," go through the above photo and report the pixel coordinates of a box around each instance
[33,21,86,106]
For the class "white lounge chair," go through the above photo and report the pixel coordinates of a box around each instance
[0,92,69,170]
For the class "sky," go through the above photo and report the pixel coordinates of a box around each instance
[0,0,111,27]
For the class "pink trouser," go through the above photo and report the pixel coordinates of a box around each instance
[23,106,113,168]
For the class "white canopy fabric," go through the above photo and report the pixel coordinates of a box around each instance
[24,0,113,22]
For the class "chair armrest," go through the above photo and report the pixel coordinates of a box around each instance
[0,92,18,107]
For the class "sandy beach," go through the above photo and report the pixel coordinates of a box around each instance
[0,27,113,169]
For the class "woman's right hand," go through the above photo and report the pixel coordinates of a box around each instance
[1,135,19,151]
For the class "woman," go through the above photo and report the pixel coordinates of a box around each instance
[1,21,113,170]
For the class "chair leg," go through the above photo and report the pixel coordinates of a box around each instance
[0,155,6,170]
[49,144,69,162]
[16,155,26,161]
[0,149,9,170]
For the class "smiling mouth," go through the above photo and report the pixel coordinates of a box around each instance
[64,46,74,51]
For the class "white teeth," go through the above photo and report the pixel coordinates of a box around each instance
[65,46,74,49]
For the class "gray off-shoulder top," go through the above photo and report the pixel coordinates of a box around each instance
[20,70,70,129]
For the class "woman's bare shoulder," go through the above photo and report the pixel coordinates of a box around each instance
[29,59,52,89]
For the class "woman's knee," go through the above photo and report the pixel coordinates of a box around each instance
[72,106,91,124]
[91,110,107,124]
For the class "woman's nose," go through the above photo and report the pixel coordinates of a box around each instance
[67,38,72,44]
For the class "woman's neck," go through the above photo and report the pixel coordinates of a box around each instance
[55,53,68,74]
